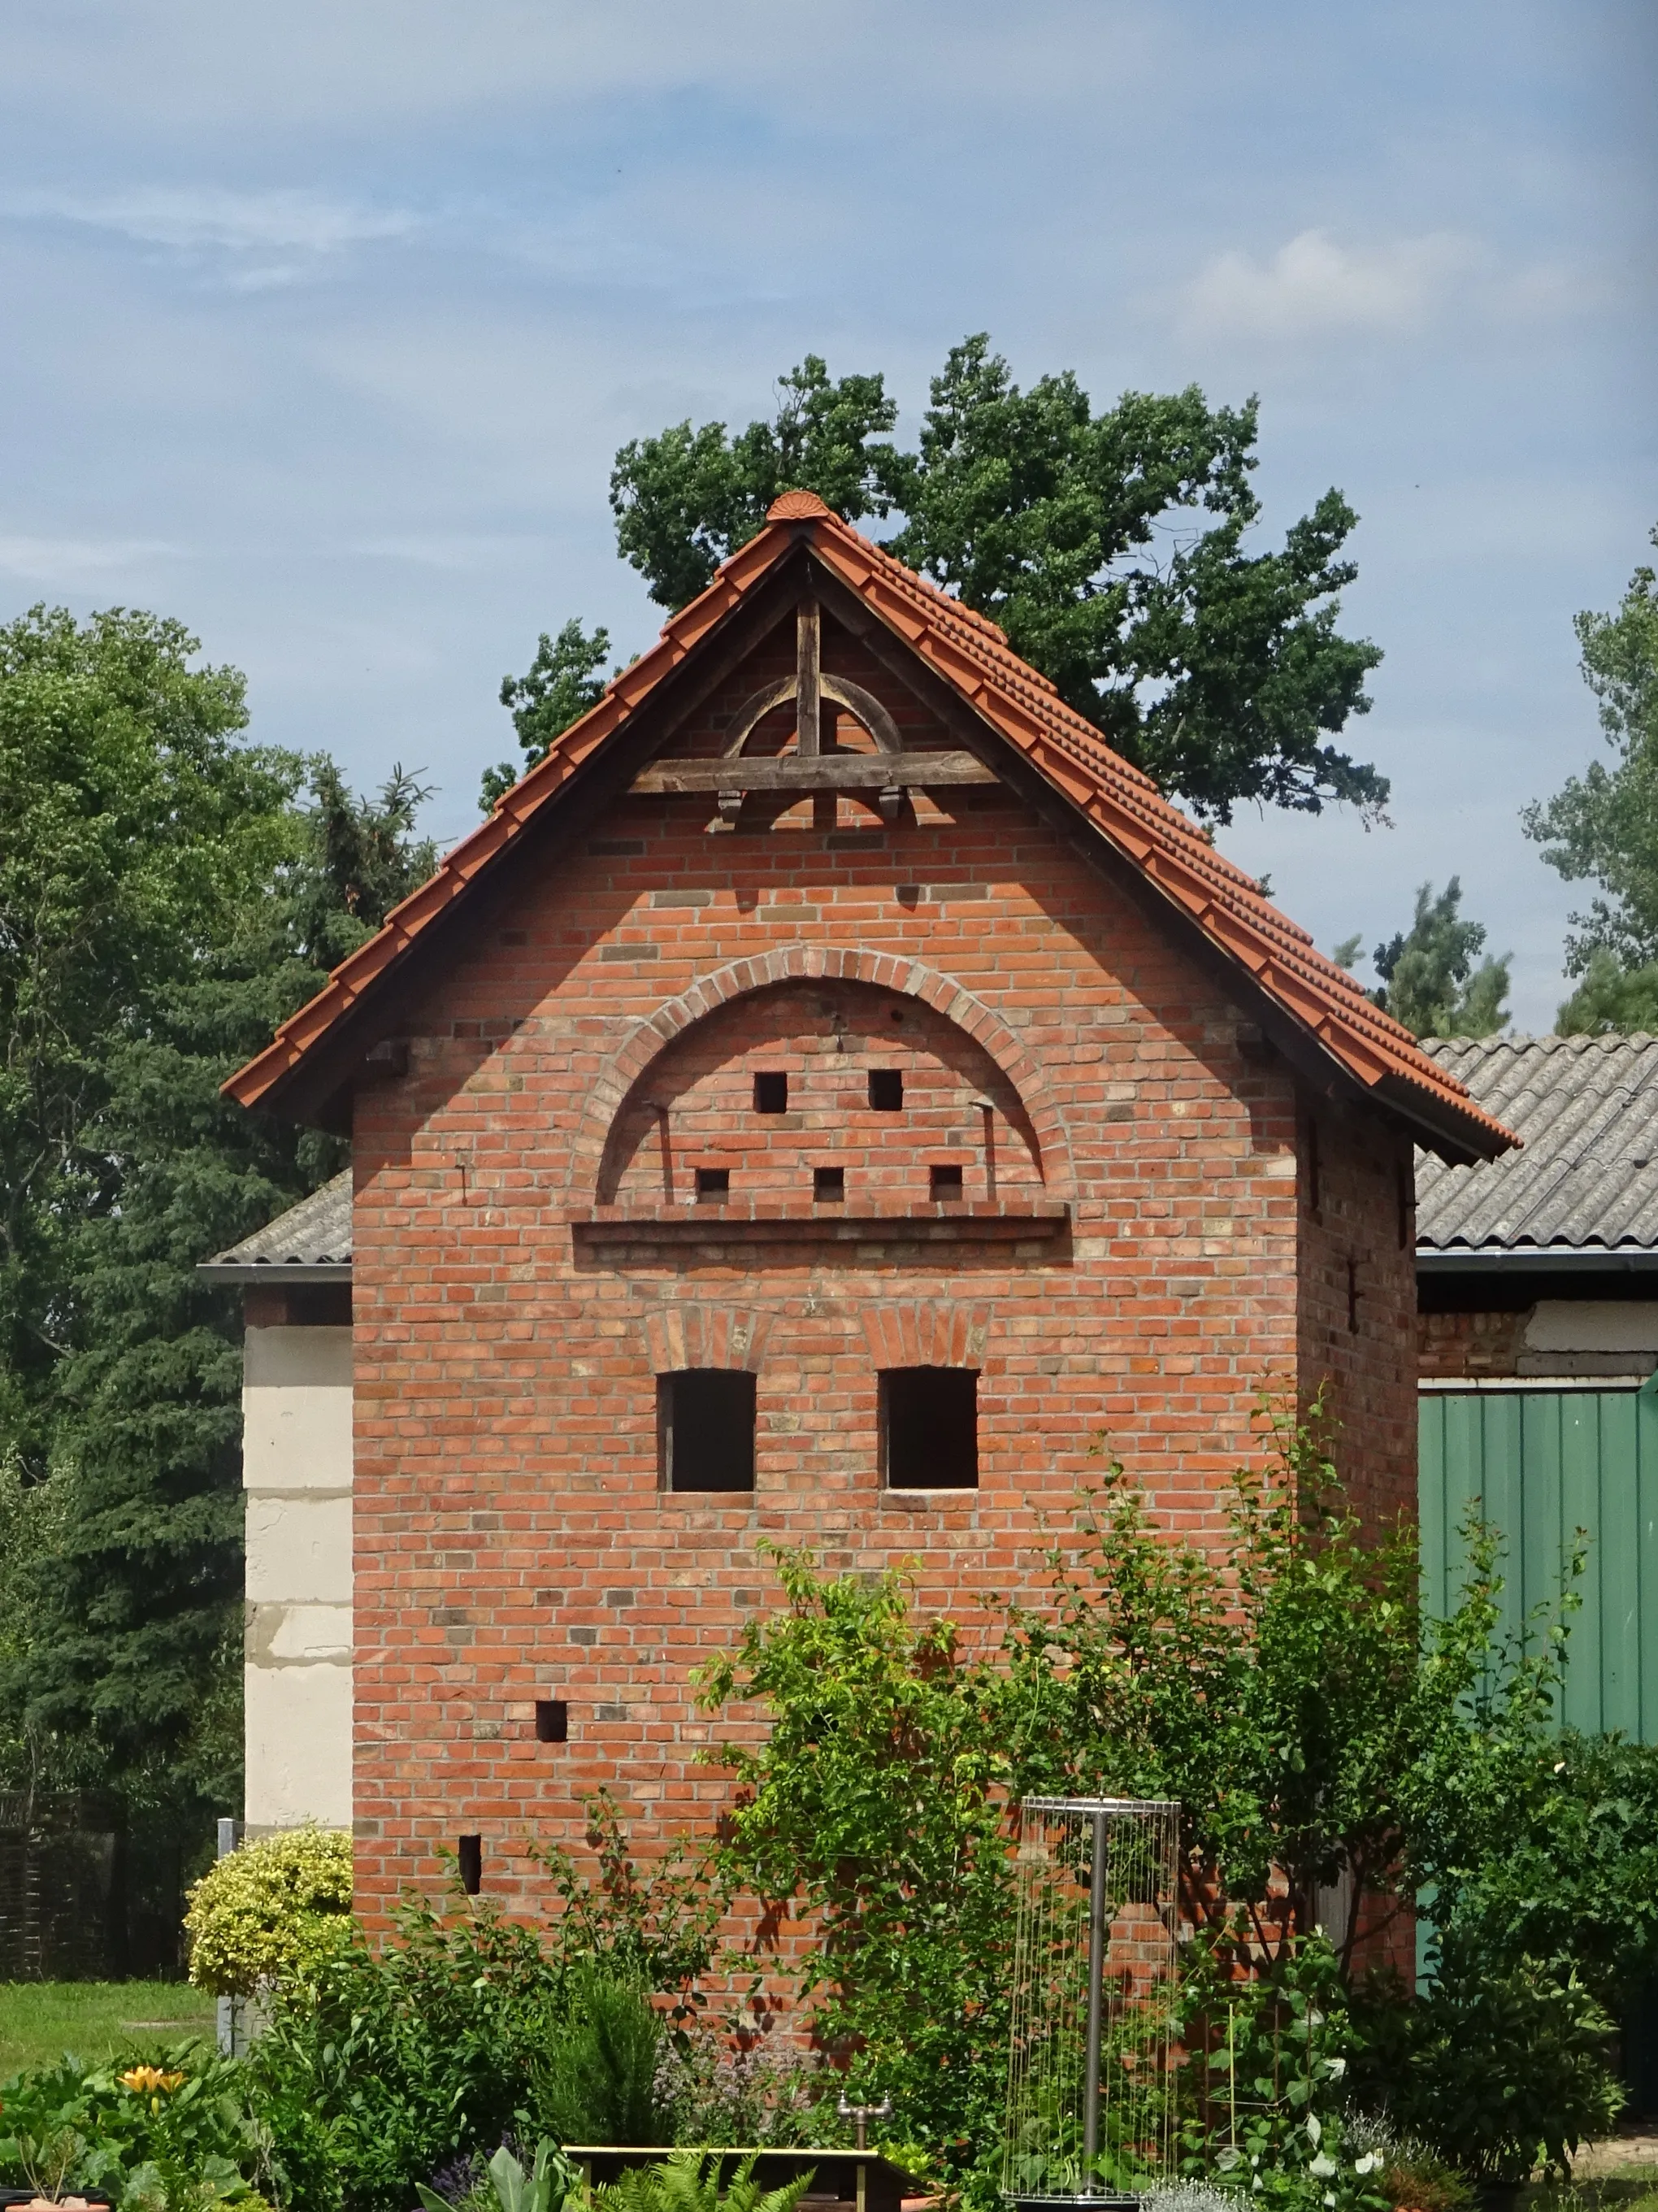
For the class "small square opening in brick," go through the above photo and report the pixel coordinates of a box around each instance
[535,1699,569,1744]
[695,1167,730,1201]
[814,1166,845,1203]
[458,1834,482,1895]
[869,1068,904,1111]
[753,1071,788,1114]
[930,1163,964,1201]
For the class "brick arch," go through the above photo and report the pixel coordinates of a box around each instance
[862,1302,991,1370]
[641,1305,774,1375]
[569,943,1076,1203]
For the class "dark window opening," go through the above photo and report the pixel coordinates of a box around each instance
[814,1166,845,1202]
[753,1071,788,1114]
[930,1163,964,1200]
[869,1068,904,1111]
[658,1370,757,1493]
[458,1834,482,1895]
[1347,1257,1360,1333]
[534,1699,568,1745]
[695,1167,730,1201]
[881,1367,978,1490]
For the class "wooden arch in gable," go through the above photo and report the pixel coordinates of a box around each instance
[628,591,998,821]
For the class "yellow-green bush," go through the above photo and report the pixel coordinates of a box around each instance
[184,1825,354,1997]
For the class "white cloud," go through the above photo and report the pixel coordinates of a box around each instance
[1178,228,1487,341]
[6,185,416,258]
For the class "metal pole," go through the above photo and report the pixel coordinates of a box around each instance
[1083,1810,1108,2192]
[215,1817,241,2057]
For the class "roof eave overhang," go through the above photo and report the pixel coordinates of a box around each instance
[224,538,812,1127]
[197,1261,353,1284]
[801,552,1510,1168]
[1417,1246,1658,1275]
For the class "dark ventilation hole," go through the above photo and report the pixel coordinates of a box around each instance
[753,1071,788,1114]
[882,1367,979,1490]
[458,1834,482,1896]
[930,1163,964,1200]
[658,1370,757,1493]
[814,1166,846,1203]
[869,1068,904,1111]
[695,1167,730,1202]
[534,1699,569,1745]
[1347,1257,1360,1334]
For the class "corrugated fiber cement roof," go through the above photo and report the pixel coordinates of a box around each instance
[1419,1034,1658,1256]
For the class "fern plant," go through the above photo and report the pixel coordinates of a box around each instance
[593,2149,816,2212]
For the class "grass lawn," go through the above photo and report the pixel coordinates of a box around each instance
[0,1981,217,2079]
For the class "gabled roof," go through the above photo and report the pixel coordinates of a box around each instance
[1418,1034,1658,1265]
[197,1171,353,1283]
[224,489,1513,1163]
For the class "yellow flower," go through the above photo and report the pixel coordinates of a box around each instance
[119,2066,185,2094]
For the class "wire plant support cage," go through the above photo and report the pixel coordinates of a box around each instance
[1003,1797,1181,2212]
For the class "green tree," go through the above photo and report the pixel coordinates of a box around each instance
[0,602,436,1815]
[608,338,1384,825]
[480,619,613,813]
[612,356,899,614]
[1521,529,1658,1032]
[1523,529,1658,994]
[696,1547,1013,2166]
[18,759,434,1811]
[1556,946,1658,1036]
[1369,878,1511,1037]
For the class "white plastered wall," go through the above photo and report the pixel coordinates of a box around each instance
[1521,1299,1658,1376]
[243,1324,353,1828]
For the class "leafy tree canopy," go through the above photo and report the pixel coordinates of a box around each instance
[480,619,614,813]
[0,602,435,1814]
[608,339,1385,825]
[1339,877,1510,1038]
[1522,528,1658,1028]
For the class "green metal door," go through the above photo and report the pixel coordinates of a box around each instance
[1418,1385,1658,1742]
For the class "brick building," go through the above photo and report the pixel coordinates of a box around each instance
[216,490,1511,1923]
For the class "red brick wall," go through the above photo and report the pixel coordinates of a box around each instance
[1416,1307,1530,1379]
[1296,1102,1420,1530]
[345,621,1417,1925]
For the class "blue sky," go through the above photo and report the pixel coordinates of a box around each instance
[2,1,1652,1027]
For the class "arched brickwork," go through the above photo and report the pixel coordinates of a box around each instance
[569,943,1075,1204]
[640,1305,774,1375]
[862,1302,992,1369]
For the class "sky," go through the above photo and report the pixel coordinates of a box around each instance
[1,1,1653,1028]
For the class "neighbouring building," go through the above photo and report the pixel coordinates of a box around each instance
[206,489,1509,1923]
[1418,1032,1658,1743]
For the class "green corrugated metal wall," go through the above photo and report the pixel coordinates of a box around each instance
[1418,1385,1658,1742]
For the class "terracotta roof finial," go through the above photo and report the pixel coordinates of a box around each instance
[767,489,831,521]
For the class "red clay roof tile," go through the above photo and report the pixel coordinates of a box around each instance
[224,498,1515,1161]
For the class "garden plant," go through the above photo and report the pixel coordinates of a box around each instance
[2,1411,1651,2212]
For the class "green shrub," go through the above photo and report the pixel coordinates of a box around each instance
[1178,1932,1387,2212]
[184,1827,354,1998]
[535,1971,670,2147]
[0,2045,270,2209]
[1354,1948,1623,2181]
